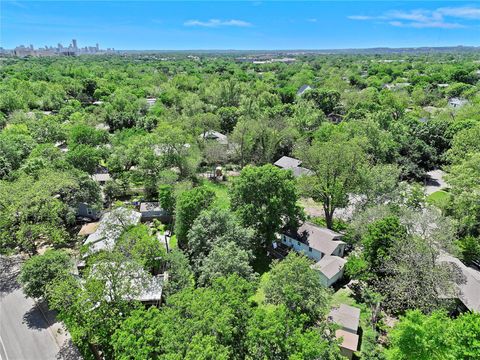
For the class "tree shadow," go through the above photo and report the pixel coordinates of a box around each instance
[0,255,23,295]
[22,304,50,330]
[56,339,82,360]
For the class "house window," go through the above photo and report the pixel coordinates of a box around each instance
[308,247,312,252]
[87,209,92,215]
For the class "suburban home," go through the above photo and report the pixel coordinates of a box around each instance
[83,207,141,256]
[77,202,99,221]
[328,304,361,359]
[280,222,347,287]
[448,97,469,109]
[91,172,111,185]
[139,202,172,223]
[312,256,347,287]
[281,222,346,261]
[274,156,313,178]
[199,130,229,146]
[297,84,312,96]
[438,253,480,313]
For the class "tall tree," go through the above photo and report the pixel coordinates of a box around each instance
[297,137,367,229]
[231,164,304,246]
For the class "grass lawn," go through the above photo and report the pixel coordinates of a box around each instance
[427,190,451,208]
[250,272,277,312]
[200,179,231,210]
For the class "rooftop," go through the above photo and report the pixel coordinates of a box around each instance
[78,222,100,236]
[274,156,302,169]
[328,304,361,333]
[312,255,347,279]
[284,222,344,255]
[84,207,141,255]
[439,252,480,312]
[335,329,359,352]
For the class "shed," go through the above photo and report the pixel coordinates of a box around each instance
[328,304,361,334]
[335,330,359,360]
[139,202,172,223]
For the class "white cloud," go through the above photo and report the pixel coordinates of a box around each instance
[347,15,375,20]
[307,18,318,23]
[184,19,252,28]
[348,6,478,29]
[437,6,480,19]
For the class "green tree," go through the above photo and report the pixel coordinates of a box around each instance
[198,241,255,286]
[297,137,367,229]
[187,207,254,272]
[19,249,71,299]
[231,164,304,246]
[174,186,216,248]
[262,253,329,322]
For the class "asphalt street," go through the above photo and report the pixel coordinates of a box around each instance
[0,255,81,360]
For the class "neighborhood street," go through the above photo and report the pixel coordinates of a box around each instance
[0,255,81,360]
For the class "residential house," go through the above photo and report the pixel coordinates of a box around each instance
[328,304,361,360]
[139,202,172,223]
[77,202,99,221]
[297,85,312,96]
[438,253,480,313]
[199,130,229,146]
[146,97,157,107]
[281,222,346,262]
[274,156,313,178]
[448,97,469,109]
[92,171,111,185]
[83,207,141,256]
[280,222,347,287]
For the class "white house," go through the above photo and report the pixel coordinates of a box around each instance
[274,156,313,178]
[280,222,347,287]
[139,202,172,223]
[297,85,312,96]
[281,222,345,262]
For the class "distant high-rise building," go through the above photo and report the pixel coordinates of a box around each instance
[72,39,77,49]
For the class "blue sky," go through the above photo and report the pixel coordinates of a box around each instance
[1,1,479,50]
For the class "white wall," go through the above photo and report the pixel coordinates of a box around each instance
[281,234,323,261]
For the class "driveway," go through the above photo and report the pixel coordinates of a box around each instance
[0,255,81,360]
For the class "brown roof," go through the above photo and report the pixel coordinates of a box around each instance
[335,329,359,352]
[78,222,99,236]
[284,222,344,255]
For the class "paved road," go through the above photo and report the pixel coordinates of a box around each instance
[0,255,81,360]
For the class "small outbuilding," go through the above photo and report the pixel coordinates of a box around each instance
[139,202,172,223]
[329,304,361,359]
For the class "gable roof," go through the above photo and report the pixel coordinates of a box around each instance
[274,156,302,169]
[329,304,361,333]
[312,255,347,279]
[200,130,228,145]
[284,222,344,255]
[84,207,141,255]
[297,85,312,96]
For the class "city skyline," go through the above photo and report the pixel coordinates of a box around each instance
[1,1,479,50]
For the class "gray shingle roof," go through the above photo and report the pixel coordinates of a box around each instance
[274,156,302,169]
[312,255,347,279]
[284,222,344,255]
[328,304,361,333]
